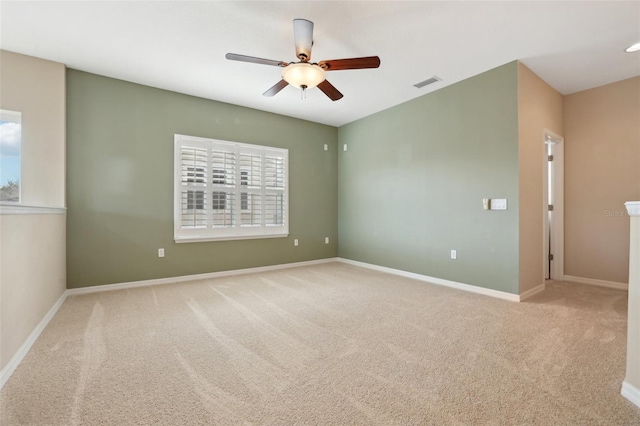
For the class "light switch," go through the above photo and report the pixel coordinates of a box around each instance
[491,199,508,210]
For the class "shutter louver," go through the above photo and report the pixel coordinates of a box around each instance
[180,147,208,228]
[211,149,236,228]
[265,156,285,189]
[211,191,235,228]
[239,152,262,227]
[241,193,262,227]
[211,150,236,186]
[239,153,262,188]
[265,155,286,226]
[265,193,285,226]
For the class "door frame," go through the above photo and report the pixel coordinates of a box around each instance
[543,129,564,281]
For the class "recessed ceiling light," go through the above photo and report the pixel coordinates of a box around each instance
[625,42,640,53]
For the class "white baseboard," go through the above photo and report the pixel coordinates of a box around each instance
[622,380,640,409]
[519,283,546,301]
[337,258,522,302]
[66,257,340,295]
[563,275,628,291]
[0,291,68,389]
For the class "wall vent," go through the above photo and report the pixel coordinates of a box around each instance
[413,76,441,89]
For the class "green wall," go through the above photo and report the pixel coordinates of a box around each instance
[66,70,338,288]
[338,62,520,293]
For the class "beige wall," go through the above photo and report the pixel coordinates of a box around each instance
[0,214,66,369]
[0,51,66,371]
[517,62,564,293]
[564,77,640,284]
[0,51,66,207]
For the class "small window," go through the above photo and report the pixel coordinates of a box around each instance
[174,134,288,242]
[0,110,22,203]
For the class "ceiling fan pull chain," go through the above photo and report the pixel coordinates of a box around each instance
[301,85,308,100]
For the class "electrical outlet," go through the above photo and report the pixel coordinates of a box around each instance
[343,144,348,152]
[325,237,329,244]
[158,248,165,258]
[450,249,457,260]
[294,239,299,247]
[324,144,328,151]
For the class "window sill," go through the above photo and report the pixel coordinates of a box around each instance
[175,233,289,244]
[0,204,66,215]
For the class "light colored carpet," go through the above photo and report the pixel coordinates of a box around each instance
[1,262,639,425]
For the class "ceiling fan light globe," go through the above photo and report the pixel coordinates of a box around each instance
[625,41,640,52]
[282,63,325,89]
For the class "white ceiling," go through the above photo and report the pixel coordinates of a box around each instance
[1,1,639,127]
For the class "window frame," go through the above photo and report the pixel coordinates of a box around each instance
[174,134,289,243]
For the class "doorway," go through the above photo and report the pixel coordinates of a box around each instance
[543,130,564,281]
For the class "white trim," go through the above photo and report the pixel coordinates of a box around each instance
[0,204,66,215]
[175,232,288,243]
[519,283,546,301]
[621,381,640,409]
[336,258,521,302]
[625,201,640,217]
[0,291,67,389]
[174,134,289,243]
[67,257,339,295]
[564,275,628,290]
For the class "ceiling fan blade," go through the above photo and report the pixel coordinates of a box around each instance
[319,56,381,71]
[293,19,313,62]
[263,80,289,97]
[317,80,343,101]
[225,53,287,67]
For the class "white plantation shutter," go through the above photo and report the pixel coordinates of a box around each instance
[179,144,208,229]
[211,146,237,229]
[239,149,262,227]
[264,152,286,226]
[174,135,288,242]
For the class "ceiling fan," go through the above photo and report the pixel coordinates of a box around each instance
[225,19,380,101]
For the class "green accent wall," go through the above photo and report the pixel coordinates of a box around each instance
[338,62,520,294]
[66,70,338,288]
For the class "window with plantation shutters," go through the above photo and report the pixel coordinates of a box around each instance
[174,134,288,242]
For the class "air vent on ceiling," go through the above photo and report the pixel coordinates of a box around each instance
[413,76,441,89]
